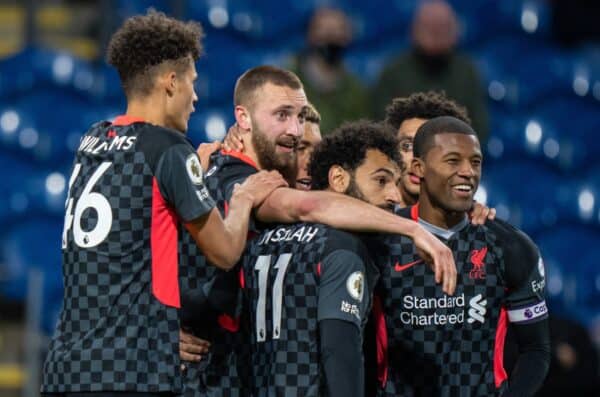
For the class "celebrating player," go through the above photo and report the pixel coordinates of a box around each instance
[369,116,550,396]
[41,11,285,396]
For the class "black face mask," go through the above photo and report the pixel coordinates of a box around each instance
[313,43,346,66]
[414,46,451,74]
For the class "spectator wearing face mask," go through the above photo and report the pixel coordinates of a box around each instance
[290,7,370,135]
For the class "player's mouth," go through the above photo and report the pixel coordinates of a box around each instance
[276,136,298,153]
[451,183,474,198]
[296,177,312,190]
[408,173,420,185]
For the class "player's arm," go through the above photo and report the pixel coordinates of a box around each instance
[184,171,286,270]
[500,225,551,396]
[255,187,457,295]
[155,145,286,270]
[318,248,371,397]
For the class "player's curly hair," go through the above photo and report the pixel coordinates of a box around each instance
[107,10,204,98]
[384,91,470,130]
[309,120,400,190]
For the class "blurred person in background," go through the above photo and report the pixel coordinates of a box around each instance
[372,0,489,143]
[290,7,370,135]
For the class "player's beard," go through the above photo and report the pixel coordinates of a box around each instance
[251,122,298,186]
[346,174,395,213]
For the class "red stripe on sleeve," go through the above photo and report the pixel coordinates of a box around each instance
[151,177,180,308]
[373,294,389,387]
[494,308,509,388]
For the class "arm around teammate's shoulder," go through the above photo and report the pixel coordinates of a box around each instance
[185,170,287,270]
[254,189,457,295]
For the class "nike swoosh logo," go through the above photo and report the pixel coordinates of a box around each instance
[394,259,424,272]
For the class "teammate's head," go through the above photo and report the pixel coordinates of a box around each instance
[296,103,322,191]
[107,10,203,133]
[233,65,308,184]
[384,91,470,205]
[310,120,401,212]
[412,116,481,220]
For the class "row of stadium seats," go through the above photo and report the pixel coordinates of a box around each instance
[1,44,599,107]
[115,0,553,47]
[2,97,599,173]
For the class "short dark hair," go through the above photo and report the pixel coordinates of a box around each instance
[106,10,204,98]
[309,120,401,190]
[413,116,477,158]
[303,102,321,125]
[234,65,303,108]
[384,91,470,130]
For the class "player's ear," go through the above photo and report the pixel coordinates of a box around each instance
[235,105,252,132]
[328,165,350,193]
[162,70,177,97]
[412,157,424,178]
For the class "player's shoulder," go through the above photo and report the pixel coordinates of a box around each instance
[485,218,538,255]
[136,123,192,148]
[322,226,370,260]
[208,150,257,180]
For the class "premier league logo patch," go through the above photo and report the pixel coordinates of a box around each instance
[346,271,364,302]
[186,154,204,185]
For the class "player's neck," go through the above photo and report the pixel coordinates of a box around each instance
[125,97,168,128]
[418,194,467,230]
[242,143,264,171]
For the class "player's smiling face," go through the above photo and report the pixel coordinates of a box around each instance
[295,121,322,191]
[414,133,482,213]
[345,149,402,212]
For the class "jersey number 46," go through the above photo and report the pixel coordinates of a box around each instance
[62,162,113,249]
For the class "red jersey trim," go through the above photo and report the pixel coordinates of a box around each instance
[494,308,509,388]
[218,314,240,332]
[150,177,181,308]
[373,294,389,387]
[220,149,259,169]
[113,115,146,126]
[410,203,419,222]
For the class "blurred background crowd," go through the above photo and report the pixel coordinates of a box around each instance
[0,0,598,395]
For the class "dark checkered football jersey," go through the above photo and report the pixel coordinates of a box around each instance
[179,151,258,397]
[368,205,547,397]
[242,222,376,397]
[42,116,215,393]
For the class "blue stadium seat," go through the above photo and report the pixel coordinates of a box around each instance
[0,217,63,301]
[483,160,563,233]
[187,107,234,146]
[535,226,600,324]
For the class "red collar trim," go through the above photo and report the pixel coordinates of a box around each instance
[220,149,258,170]
[112,115,146,126]
[410,203,420,222]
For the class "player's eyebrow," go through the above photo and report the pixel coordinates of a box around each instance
[371,168,395,177]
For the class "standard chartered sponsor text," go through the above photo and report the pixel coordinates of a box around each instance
[400,294,487,326]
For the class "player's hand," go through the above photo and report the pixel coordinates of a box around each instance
[197,141,221,171]
[469,202,496,225]
[412,225,457,295]
[233,170,288,207]
[180,329,211,362]
[223,123,248,151]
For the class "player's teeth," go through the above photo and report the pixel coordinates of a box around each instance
[455,185,472,191]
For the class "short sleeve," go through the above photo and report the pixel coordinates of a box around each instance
[318,249,370,329]
[502,228,548,325]
[155,144,216,222]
